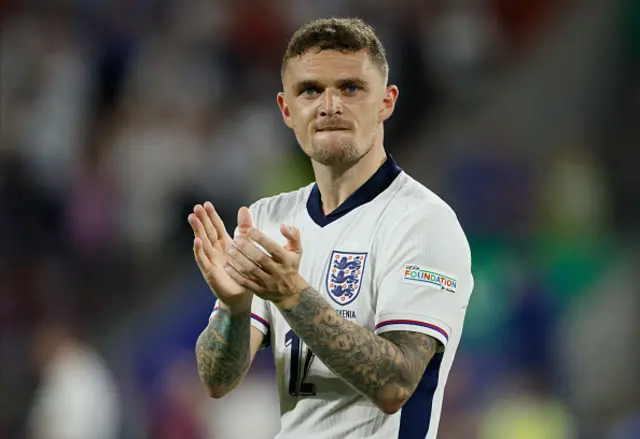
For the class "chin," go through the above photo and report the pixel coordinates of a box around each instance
[308,140,366,166]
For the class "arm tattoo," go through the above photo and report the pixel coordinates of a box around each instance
[379,331,439,393]
[195,308,251,394]
[279,287,438,407]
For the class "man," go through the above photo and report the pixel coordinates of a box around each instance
[26,318,121,439]
[188,18,474,439]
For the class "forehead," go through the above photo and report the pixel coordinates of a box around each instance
[284,49,382,85]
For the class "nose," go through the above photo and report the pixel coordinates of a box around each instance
[319,89,342,117]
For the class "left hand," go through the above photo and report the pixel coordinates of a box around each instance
[224,224,308,307]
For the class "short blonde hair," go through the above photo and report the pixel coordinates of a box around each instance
[281,17,389,81]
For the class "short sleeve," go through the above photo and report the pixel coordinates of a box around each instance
[209,297,272,348]
[374,208,473,348]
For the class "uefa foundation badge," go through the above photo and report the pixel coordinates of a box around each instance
[402,264,457,293]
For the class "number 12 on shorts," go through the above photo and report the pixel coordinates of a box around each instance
[285,329,317,396]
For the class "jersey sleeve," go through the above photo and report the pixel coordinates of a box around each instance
[374,208,473,348]
[209,297,272,348]
[207,201,272,348]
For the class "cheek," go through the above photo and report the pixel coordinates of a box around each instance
[290,114,311,144]
[290,114,306,133]
[293,109,314,132]
[358,108,380,132]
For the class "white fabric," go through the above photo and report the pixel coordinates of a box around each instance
[27,343,121,439]
[210,171,473,438]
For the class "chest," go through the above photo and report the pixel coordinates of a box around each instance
[262,209,390,349]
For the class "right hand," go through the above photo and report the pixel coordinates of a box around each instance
[188,202,254,308]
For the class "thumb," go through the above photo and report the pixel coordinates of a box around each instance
[237,207,254,236]
[280,224,302,254]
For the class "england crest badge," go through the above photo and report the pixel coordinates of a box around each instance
[326,251,367,306]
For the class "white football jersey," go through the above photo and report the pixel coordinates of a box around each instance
[210,155,474,439]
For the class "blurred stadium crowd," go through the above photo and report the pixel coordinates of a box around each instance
[1,0,639,438]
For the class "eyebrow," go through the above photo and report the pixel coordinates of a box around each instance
[335,77,368,89]
[293,77,369,94]
[293,80,322,94]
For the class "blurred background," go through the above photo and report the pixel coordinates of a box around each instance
[1,0,639,438]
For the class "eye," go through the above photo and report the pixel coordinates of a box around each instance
[302,87,321,97]
[342,83,361,95]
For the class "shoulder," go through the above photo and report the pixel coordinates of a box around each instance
[377,174,471,260]
[248,183,314,225]
[386,173,462,232]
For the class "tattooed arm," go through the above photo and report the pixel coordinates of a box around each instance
[223,225,443,412]
[277,286,438,414]
[195,303,265,398]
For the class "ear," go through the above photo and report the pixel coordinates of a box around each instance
[277,92,294,129]
[379,85,399,123]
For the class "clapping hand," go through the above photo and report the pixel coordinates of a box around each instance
[224,224,308,308]
[188,203,255,308]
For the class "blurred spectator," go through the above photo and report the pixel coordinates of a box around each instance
[383,5,445,146]
[17,5,93,192]
[90,0,139,120]
[422,0,505,98]
[64,121,119,277]
[26,317,121,439]
[105,91,206,257]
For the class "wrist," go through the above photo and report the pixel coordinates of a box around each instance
[218,294,252,315]
[274,275,309,311]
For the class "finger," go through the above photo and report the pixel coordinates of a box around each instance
[205,202,230,243]
[224,260,267,294]
[280,225,303,255]
[193,237,211,274]
[236,206,254,237]
[233,236,275,271]
[247,228,286,262]
[195,204,219,246]
[188,213,209,245]
[189,214,216,263]
[226,239,271,279]
[188,212,204,235]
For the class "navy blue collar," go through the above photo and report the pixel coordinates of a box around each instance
[306,154,402,227]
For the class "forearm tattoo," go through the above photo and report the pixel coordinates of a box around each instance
[195,308,251,394]
[280,287,438,405]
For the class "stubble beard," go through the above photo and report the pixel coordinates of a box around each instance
[307,131,377,167]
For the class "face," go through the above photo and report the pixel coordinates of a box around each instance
[278,49,398,166]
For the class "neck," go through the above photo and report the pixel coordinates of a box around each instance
[312,144,387,215]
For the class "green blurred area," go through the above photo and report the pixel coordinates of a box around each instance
[626,0,640,60]
[462,233,618,344]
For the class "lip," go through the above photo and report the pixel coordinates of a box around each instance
[316,128,349,132]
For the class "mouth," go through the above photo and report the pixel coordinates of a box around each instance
[316,127,349,132]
